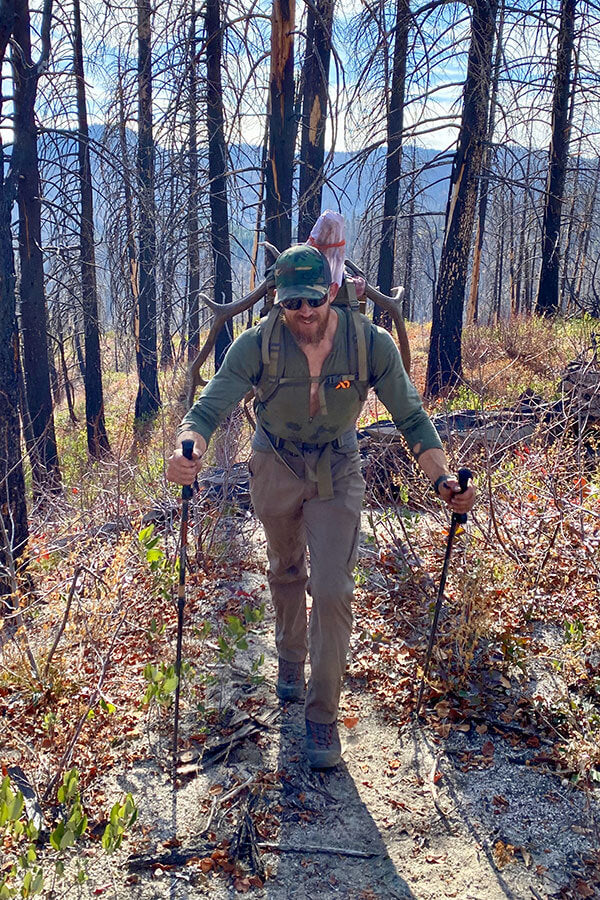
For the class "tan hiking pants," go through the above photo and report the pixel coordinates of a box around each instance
[249,446,365,723]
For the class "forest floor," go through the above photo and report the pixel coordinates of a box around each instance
[2,316,600,899]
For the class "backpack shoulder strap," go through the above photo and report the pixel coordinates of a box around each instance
[255,305,284,403]
[345,278,368,387]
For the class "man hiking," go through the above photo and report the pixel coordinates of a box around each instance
[167,237,475,769]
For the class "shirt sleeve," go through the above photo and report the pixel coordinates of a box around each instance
[367,323,443,457]
[178,328,262,445]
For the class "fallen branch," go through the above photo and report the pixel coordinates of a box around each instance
[200,775,255,836]
[428,754,453,833]
[200,708,280,767]
[257,842,380,859]
[43,566,82,680]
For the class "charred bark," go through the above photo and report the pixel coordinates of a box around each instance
[187,0,200,363]
[374,0,410,329]
[535,0,577,316]
[73,0,110,455]
[265,0,295,261]
[13,0,61,491]
[425,0,498,396]
[0,0,28,604]
[135,0,161,422]
[297,0,334,243]
[205,0,233,369]
[466,0,504,325]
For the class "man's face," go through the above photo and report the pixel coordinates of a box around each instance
[280,284,339,346]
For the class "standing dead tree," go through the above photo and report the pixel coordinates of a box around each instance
[0,0,28,606]
[297,0,335,242]
[73,0,110,456]
[374,0,410,330]
[205,0,234,368]
[13,0,61,492]
[135,0,161,423]
[265,0,295,262]
[535,0,577,316]
[425,0,499,396]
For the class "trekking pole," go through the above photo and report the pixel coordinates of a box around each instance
[415,467,473,717]
[172,439,195,777]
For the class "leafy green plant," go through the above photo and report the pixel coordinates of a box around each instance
[0,770,137,897]
[216,604,265,668]
[101,794,138,853]
[564,619,585,647]
[0,776,42,899]
[138,524,178,601]
[142,661,191,706]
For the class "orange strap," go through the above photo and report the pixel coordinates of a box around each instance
[306,236,346,249]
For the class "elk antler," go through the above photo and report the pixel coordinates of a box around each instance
[187,278,269,408]
[345,259,411,374]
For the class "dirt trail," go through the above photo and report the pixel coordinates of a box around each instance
[77,522,599,900]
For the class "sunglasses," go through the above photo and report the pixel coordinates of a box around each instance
[279,293,329,311]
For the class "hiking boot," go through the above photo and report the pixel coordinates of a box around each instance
[276,657,305,701]
[305,718,341,768]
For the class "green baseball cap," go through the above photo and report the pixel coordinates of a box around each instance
[274,245,332,302]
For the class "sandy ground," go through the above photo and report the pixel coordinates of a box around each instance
[63,516,600,900]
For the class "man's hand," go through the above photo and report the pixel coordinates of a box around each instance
[437,476,475,515]
[166,434,206,485]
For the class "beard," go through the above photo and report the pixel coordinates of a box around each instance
[283,307,330,345]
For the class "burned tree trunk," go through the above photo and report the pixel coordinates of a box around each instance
[135,0,161,423]
[187,0,200,363]
[374,0,410,329]
[535,0,576,316]
[265,0,295,261]
[425,0,498,396]
[0,0,28,605]
[466,0,504,325]
[205,0,233,369]
[73,0,110,456]
[13,0,61,491]
[297,0,334,243]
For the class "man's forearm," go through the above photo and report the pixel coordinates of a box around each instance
[417,447,452,487]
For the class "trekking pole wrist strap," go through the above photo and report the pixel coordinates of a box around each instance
[433,474,451,496]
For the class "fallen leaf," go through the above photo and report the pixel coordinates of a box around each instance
[208,783,223,795]
[455,723,471,733]
[434,723,451,738]
[343,716,359,729]
[476,724,488,735]
[434,701,450,718]
[575,880,596,898]
[482,741,495,757]
[493,840,515,869]
[163,837,182,848]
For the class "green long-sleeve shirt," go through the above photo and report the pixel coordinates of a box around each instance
[180,307,442,457]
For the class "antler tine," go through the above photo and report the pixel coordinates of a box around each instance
[187,278,269,407]
[260,240,281,263]
[345,259,411,374]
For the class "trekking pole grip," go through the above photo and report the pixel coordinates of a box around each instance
[454,467,473,525]
[181,439,195,500]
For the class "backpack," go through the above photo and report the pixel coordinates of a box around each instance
[254,274,369,407]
